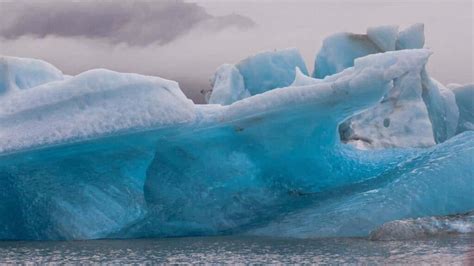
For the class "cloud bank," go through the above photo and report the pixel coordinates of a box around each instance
[0,1,255,45]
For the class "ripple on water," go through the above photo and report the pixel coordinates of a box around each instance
[0,234,473,264]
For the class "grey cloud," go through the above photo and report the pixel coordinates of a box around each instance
[0,1,255,45]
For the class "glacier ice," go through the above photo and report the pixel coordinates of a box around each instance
[366,25,398,52]
[0,56,64,94]
[421,70,459,143]
[311,23,461,148]
[208,64,250,105]
[312,32,381,79]
[396,23,425,50]
[248,131,474,238]
[206,48,308,105]
[0,25,473,241]
[236,48,308,95]
[341,56,436,148]
[290,67,322,87]
[312,24,425,80]
[369,211,474,241]
[449,83,474,134]
[0,68,195,154]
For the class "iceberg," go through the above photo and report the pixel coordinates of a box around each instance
[366,25,398,52]
[369,211,474,241]
[206,48,308,105]
[236,48,308,95]
[0,56,64,94]
[421,71,459,143]
[396,23,425,50]
[311,24,463,148]
[0,26,472,240]
[313,24,425,79]
[448,83,474,134]
[208,64,250,105]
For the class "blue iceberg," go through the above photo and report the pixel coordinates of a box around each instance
[449,83,474,134]
[207,64,250,105]
[0,25,472,240]
[206,48,308,105]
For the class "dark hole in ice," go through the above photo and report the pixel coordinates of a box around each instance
[383,118,390,128]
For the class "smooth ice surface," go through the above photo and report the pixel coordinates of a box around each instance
[366,25,398,52]
[312,32,380,79]
[396,23,425,50]
[421,71,459,143]
[290,67,323,87]
[235,48,308,95]
[449,83,474,134]
[0,56,63,94]
[208,64,250,105]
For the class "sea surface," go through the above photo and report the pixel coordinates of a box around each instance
[1,234,473,264]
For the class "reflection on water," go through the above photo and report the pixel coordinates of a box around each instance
[0,234,473,264]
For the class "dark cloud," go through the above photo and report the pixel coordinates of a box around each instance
[0,1,255,46]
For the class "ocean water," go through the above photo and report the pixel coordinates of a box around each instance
[1,235,473,264]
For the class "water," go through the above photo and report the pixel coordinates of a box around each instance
[1,235,473,264]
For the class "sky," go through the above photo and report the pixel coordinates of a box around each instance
[0,0,472,103]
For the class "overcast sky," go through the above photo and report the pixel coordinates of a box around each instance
[0,0,472,103]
